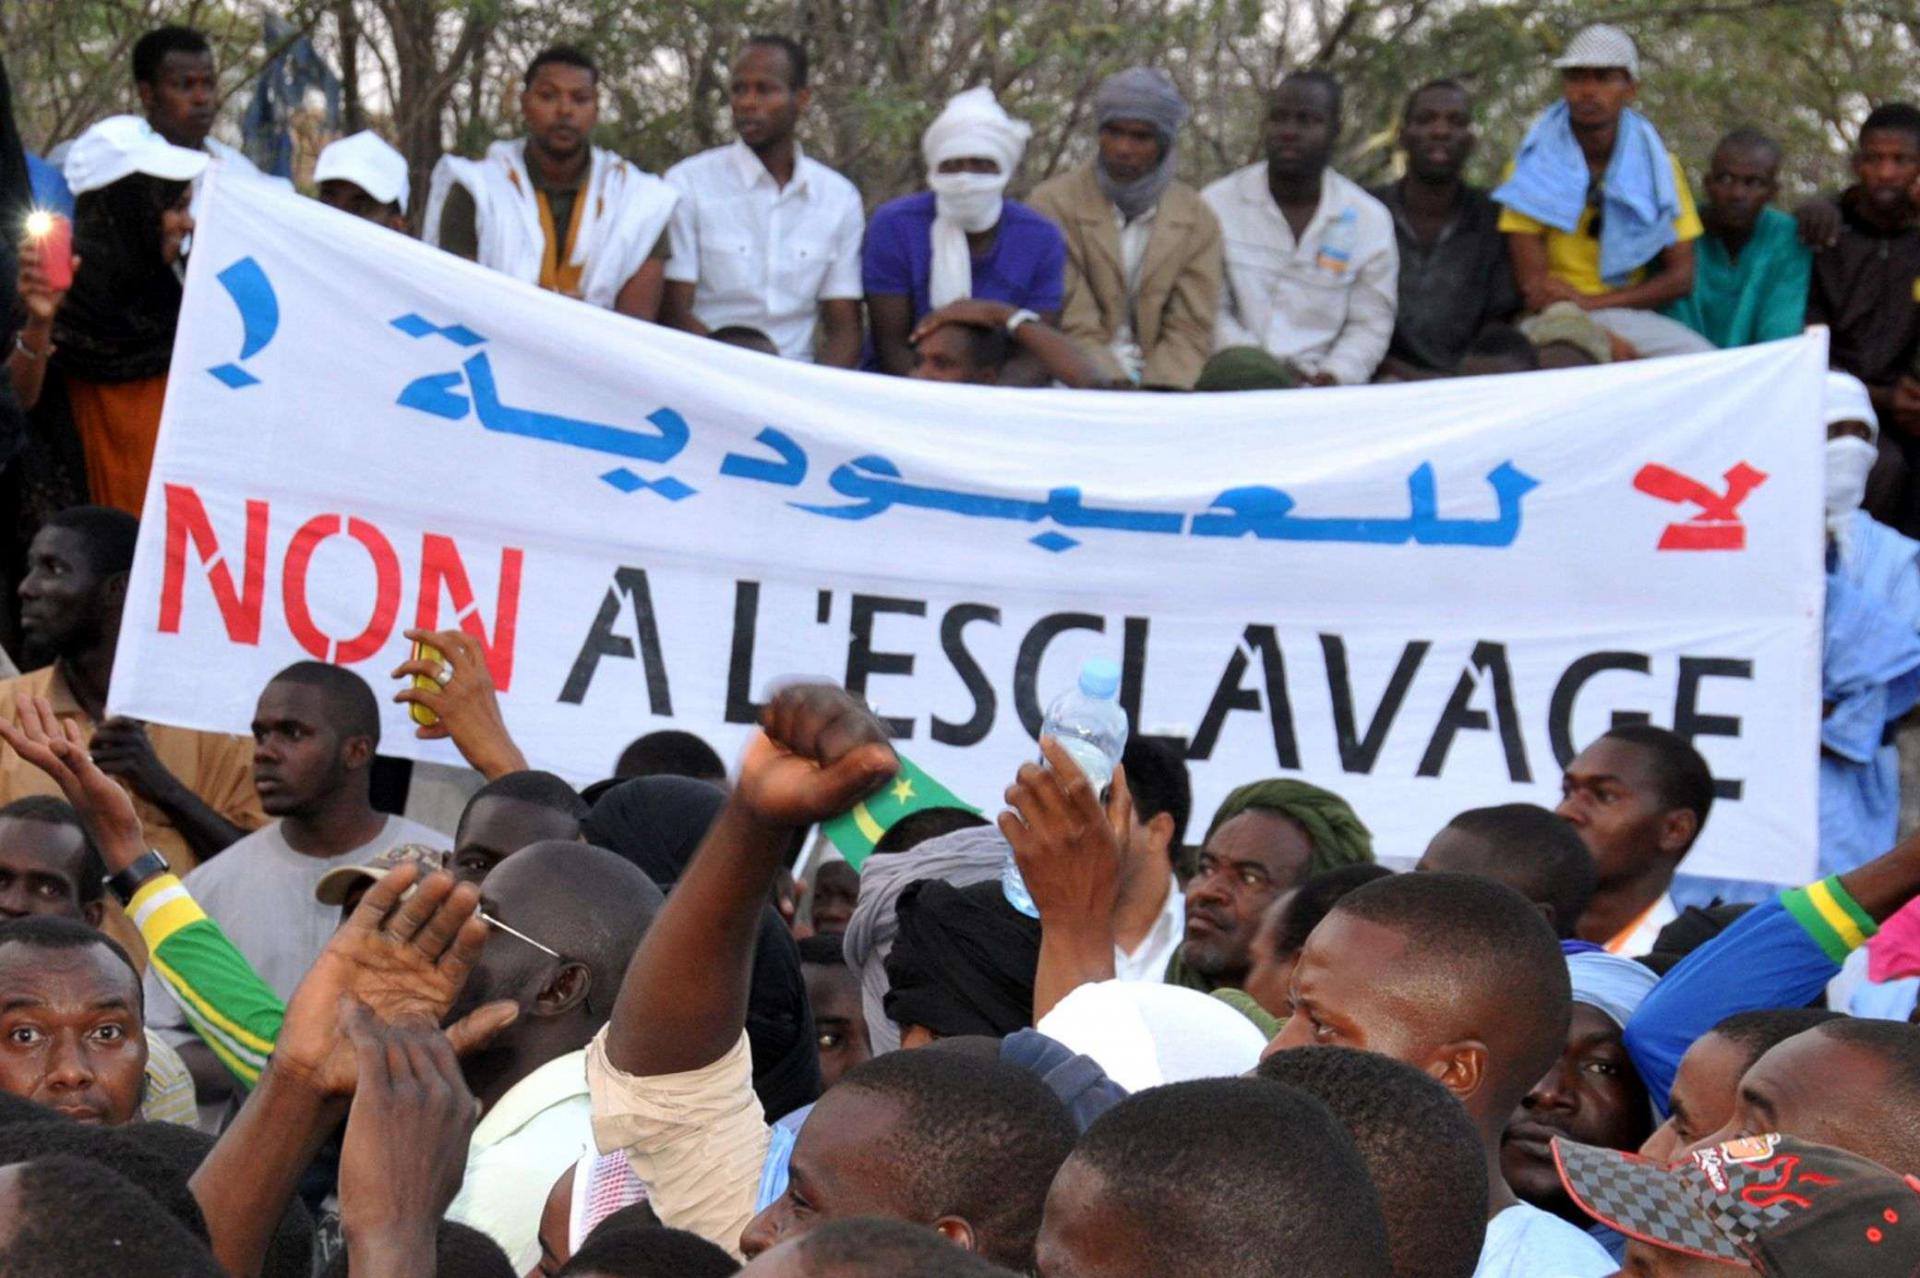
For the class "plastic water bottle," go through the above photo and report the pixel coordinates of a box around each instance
[1002,657,1130,918]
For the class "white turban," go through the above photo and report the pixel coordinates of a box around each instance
[922,86,1032,309]
[1826,371,1879,444]
[1037,980,1268,1093]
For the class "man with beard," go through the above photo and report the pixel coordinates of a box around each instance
[138,662,436,1111]
[0,507,262,882]
[427,46,678,318]
[661,36,864,365]
[1371,81,1520,378]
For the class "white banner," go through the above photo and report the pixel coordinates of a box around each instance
[115,174,1826,883]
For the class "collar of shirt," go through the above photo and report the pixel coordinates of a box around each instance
[729,137,810,198]
[1237,162,1344,252]
[472,1048,590,1149]
[1114,873,1185,981]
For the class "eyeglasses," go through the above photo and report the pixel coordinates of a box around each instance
[477,908,562,960]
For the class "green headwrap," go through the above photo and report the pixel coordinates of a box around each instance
[1193,346,1299,392]
[1202,778,1374,875]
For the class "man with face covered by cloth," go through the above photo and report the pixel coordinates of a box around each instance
[864,86,1066,382]
[1029,68,1221,388]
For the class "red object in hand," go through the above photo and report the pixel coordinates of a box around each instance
[30,213,73,291]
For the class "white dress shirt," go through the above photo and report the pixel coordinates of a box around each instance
[1113,872,1185,983]
[664,140,865,361]
[1201,161,1398,385]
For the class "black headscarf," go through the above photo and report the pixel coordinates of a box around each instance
[883,878,1042,1039]
[54,172,190,383]
[585,777,822,1120]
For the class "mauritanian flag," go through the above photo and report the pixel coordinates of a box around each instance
[823,753,980,869]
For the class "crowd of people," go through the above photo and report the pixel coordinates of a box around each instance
[0,14,1917,1278]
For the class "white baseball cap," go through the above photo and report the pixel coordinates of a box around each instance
[62,114,208,195]
[1552,24,1640,80]
[313,130,410,213]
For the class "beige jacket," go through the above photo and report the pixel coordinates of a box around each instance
[1029,162,1223,388]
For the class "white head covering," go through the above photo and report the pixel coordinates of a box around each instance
[1037,980,1268,1093]
[1825,370,1879,444]
[1565,950,1659,1030]
[922,86,1032,309]
[63,115,207,195]
[1825,371,1881,556]
[314,130,410,212]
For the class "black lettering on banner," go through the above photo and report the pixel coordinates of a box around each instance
[1121,617,1150,734]
[1188,625,1300,767]
[725,580,764,725]
[1014,613,1108,739]
[1417,640,1531,781]
[1675,656,1752,800]
[1321,635,1429,774]
[1548,652,1653,769]
[847,594,926,738]
[558,566,673,713]
[932,603,1001,747]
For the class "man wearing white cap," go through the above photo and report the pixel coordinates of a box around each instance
[1202,70,1398,385]
[863,86,1067,383]
[425,46,677,318]
[1494,24,1713,358]
[660,36,864,366]
[1819,372,1920,878]
[313,130,409,232]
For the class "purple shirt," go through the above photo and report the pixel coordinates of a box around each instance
[862,190,1067,322]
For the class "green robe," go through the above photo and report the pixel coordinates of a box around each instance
[1664,206,1810,349]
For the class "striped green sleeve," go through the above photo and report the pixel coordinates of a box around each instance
[1780,875,1878,965]
[129,874,287,1088]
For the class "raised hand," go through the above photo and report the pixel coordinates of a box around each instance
[1001,739,1132,1019]
[391,626,528,779]
[337,1004,479,1270]
[274,862,517,1096]
[735,683,899,828]
[999,739,1132,928]
[0,693,147,871]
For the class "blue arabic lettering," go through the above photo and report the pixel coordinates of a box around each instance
[1189,462,1538,546]
[719,427,807,486]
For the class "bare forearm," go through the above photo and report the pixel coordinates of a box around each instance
[146,779,246,862]
[818,301,862,369]
[1016,325,1106,389]
[344,1226,438,1278]
[1033,925,1116,1023]
[8,319,52,409]
[605,798,792,1074]
[191,1065,344,1277]
[1838,831,1920,923]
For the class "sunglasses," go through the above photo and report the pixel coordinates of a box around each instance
[477,908,562,960]
[1586,181,1605,239]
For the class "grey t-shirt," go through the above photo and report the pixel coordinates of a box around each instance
[144,813,444,1045]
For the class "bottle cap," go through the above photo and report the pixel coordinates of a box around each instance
[1078,658,1121,699]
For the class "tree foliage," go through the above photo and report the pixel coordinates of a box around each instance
[4,0,1914,217]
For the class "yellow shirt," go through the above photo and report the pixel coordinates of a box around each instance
[1497,153,1702,295]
